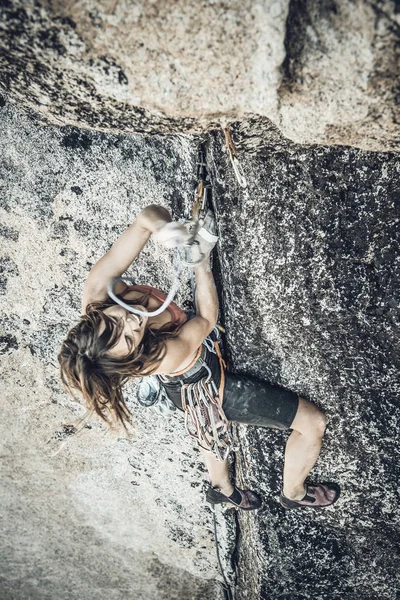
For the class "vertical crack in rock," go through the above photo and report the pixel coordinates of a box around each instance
[1,25,400,595]
[206,120,400,599]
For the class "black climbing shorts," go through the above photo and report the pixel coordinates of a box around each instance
[161,361,299,430]
[222,372,299,430]
[159,325,299,430]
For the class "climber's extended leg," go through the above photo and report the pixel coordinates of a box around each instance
[200,447,233,496]
[201,447,262,510]
[281,398,340,508]
[221,372,340,509]
[283,398,326,497]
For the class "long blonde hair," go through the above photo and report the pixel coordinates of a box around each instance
[58,292,179,427]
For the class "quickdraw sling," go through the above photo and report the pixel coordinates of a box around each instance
[155,329,237,462]
[179,334,236,462]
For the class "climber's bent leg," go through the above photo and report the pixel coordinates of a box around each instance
[201,446,263,510]
[283,398,331,501]
[222,372,333,502]
[200,447,234,497]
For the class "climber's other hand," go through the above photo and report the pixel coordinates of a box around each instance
[153,221,191,248]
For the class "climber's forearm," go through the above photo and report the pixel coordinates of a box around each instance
[193,259,219,328]
[84,205,171,299]
[139,204,172,234]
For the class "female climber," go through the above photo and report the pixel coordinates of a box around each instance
[58,204,340,510]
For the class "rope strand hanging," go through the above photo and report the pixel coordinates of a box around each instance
[107,144,210,315]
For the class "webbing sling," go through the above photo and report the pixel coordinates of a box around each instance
[180,336,236,462]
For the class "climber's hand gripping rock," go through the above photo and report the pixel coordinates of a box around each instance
[154,209,218,266]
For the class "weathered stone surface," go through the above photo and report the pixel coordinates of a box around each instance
[2,94,400,599]
[0,0,399,149]
[208,119,400,598]
[0,99,227,600]
[0,15,400,600]
[279,0,400,150]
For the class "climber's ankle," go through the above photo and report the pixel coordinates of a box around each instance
[213,481,235,496]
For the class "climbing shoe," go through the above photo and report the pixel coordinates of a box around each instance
[206,485,262,511]
[279,482,340,509]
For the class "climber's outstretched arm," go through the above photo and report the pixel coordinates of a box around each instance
[193,258,219,327]
[154,259,219,374]
[82,205,171,310]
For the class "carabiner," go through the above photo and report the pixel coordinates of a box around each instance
[184,240,206,267]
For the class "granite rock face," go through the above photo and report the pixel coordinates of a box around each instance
[0,100,227,600]
[0,0,399,148]
[208,120,400,598]
[1,96,400,599]
[1,1,400,598]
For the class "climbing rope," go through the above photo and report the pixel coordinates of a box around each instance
[210,504,235,600]
[191,141,236,600]
[107,250,182,317]
[109,139,236,598]
[108,129,246,313]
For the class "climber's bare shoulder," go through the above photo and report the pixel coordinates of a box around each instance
[153,316,212,375]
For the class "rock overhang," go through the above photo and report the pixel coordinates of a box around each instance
[0,0,399,150]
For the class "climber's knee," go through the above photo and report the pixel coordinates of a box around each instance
[290,397,326,439]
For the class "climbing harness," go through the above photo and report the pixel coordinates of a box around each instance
[224,126,248,189]
[157,326,238,462]
[180,335,234,462]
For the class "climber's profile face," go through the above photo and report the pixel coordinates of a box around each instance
[101,305,148,356]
